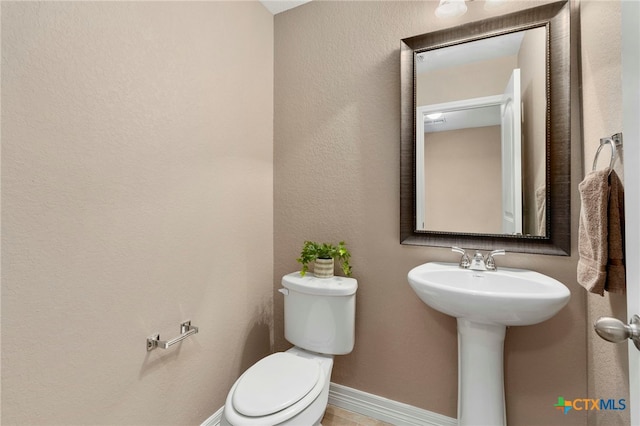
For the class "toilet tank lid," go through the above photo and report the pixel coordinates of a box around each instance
[282,272,358,296]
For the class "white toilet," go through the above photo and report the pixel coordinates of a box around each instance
[221,272,358,426]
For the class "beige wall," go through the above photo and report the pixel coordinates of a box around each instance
[1,2,273,424]
[424,126,502,233]
[580,1,630,425]
[275,1,587,424]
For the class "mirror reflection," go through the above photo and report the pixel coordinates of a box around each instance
[415,27,547,236]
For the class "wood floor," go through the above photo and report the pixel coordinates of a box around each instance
[321,405,394,426]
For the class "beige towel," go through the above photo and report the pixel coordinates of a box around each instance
[577,168,626,296]
[606,170,626,293]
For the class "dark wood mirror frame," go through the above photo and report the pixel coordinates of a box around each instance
[400,1,570,255]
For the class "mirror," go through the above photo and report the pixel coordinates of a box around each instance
[401,1,570,255]
[417,27,545,236]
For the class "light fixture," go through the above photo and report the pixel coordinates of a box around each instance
[435,0,468,18]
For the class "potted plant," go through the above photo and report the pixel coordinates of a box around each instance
[297,240,352,278]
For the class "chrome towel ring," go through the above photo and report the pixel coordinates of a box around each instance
[592,132,623,174]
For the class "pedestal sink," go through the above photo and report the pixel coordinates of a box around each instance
[407,262,570,426]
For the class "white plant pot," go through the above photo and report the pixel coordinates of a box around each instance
[313,258,335,278]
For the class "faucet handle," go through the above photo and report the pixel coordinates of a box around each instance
[485,249,506,270]
[452,246,471,269]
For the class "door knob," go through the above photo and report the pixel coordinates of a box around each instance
[594,315,640,350]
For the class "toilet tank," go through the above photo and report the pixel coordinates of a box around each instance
[281,272,357,355]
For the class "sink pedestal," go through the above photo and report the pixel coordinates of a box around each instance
[457,319,506,426]
[408,262,571,426]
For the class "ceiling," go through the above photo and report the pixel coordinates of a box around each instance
[260,0,311,15]
[416,30,526,74]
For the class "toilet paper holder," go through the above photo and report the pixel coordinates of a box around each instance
[147,320,199,351]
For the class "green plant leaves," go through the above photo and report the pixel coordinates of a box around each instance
[297,240,352,277]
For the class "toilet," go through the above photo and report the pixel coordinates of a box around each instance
[221,272,358,426]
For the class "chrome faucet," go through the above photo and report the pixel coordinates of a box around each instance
[452,247,505,271]
[470,251,487,271]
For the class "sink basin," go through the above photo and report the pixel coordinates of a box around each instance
[407,261,570,426]
[408,261,570,326]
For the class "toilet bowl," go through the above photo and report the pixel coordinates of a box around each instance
[221,347,333,426]
[220,272,358,426]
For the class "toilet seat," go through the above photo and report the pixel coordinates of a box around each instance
[233,352,321,416]
[224,352,326,425]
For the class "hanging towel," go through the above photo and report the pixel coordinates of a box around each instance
[606,170,626,293]
[577,168,626,296]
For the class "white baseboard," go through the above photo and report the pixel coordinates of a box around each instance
[201,406,223,426]
[328,383,457,426]
[202,383,457,426]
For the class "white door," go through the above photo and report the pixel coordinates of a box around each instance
[500,69,522,234]
[621,1,639,423]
